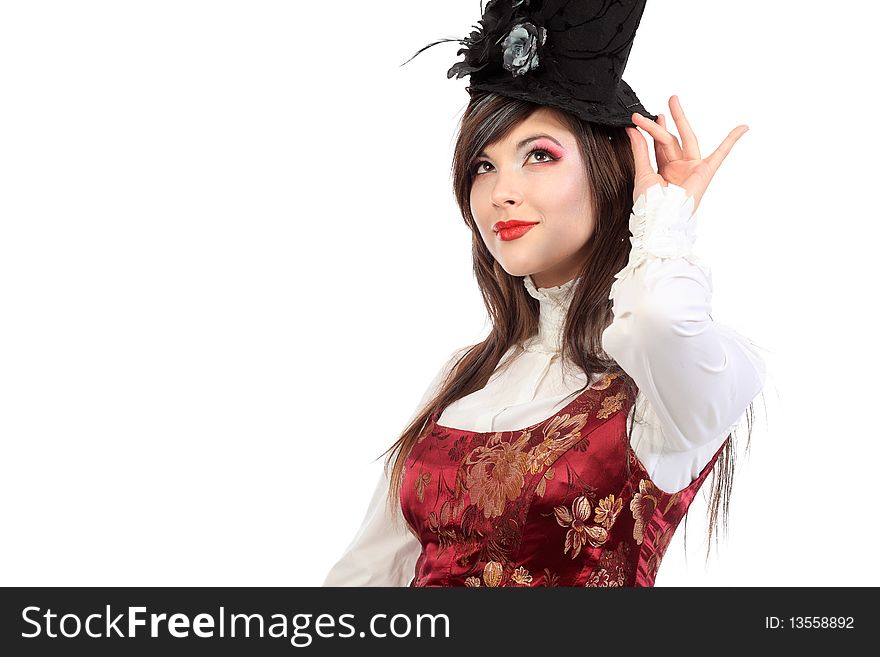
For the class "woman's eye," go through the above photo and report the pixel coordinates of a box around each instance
[472,149,555,176]
[529,149,554,163]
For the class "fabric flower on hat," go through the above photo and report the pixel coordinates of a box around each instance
[501,22,547,77]
[445,0,544,80]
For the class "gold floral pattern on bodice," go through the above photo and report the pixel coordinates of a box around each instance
[585,541,631,587]
[401,371,724,587]
[554,495,612,557]
[465,431,532,519]
[630,478,662,545]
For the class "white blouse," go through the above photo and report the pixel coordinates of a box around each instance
[322,182,768,587]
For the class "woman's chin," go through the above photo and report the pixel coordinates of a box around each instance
[495,259,540,278]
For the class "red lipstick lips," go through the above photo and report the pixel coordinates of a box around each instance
[493,220,539,242]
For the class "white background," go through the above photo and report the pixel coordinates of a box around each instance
[1,1,876,586]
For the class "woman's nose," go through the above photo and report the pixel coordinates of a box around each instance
[490,171,524,207]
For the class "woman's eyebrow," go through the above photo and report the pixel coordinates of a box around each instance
[477,133,563,159]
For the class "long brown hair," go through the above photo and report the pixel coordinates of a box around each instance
[380,91,756,563]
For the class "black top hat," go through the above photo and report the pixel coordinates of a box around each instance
[404,0,657,127]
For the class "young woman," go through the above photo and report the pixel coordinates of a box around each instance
[323,0,766,587]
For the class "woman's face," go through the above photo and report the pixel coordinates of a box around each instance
[469,107,594,289]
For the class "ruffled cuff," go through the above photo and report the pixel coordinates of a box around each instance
[608,182,711,301]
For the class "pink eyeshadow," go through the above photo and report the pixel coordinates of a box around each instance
[532,139,564,158]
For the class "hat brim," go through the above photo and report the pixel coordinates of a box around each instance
[466,77,656,128]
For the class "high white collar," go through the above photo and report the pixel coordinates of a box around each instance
[521,274,579,354]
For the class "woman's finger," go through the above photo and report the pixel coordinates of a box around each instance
[704,124,749,176]
[669,95,701,160]
[626,126,653,180]
[655,114,670,169]
[632,112,682,162]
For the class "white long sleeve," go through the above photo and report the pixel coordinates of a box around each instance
[600,182,766,489]
[321,347,467,586]
[320,463,421,587]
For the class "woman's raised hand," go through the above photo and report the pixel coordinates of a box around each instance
[626,95,749,212]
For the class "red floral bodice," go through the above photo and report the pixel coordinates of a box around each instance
[400,371,723,587]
